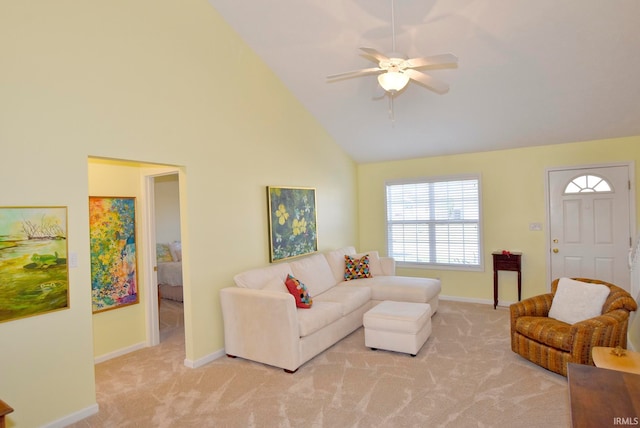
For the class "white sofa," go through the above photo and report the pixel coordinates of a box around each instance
[220,246,441,372]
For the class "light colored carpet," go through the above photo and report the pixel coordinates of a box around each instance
[69,300,570,427]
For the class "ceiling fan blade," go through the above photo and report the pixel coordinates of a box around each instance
[359,47,390,63]
[404,69,450,94]
[405,53,458,69]
[326,67,383,80]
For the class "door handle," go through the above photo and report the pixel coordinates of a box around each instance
[553,248,559,253]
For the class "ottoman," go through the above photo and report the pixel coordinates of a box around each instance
[363,300,432,356]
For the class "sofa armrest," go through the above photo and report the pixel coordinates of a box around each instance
[380,257,396,276]
[220,287,301,371]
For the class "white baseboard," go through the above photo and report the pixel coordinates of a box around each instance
[440,294,515,308]
[41,403,99,428]
[94,342,146,364]
[184,348,226,368]
[93,341,227,368]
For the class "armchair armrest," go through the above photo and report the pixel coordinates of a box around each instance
[569,309,632,364]
[510,293,554,318]
[220,287,300,371]
[510,293,553,334]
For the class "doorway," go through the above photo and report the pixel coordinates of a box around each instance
[143,169,185,347]
[152,173,184,343]
[547,163,635,291]
[88,157,187,362]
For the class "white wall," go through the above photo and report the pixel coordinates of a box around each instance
[88,159,150,360]
[154,174,181,244]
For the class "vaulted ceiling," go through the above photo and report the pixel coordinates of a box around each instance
[207,0,640,163]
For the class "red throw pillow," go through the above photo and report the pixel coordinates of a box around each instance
[284,274,313,308]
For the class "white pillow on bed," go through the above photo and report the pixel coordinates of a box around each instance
[548,277,610,324]
[169,241,182,261]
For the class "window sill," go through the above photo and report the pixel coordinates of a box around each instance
[396,262,484,272]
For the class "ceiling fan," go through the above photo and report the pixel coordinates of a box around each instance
[327,0,458,95]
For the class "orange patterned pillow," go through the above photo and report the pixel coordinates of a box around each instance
[344,254,372,281]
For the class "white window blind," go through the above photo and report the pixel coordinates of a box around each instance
[386,176,481,268]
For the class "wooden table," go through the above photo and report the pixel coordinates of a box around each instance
[0,399,13,428]
[567,363,640,428]
[592,346,640,375]
[492,251,521,309]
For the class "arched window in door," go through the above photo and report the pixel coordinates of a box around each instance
[564,174,612,194]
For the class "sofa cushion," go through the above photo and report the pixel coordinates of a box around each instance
[313,284,371,315]
[347,276,441,303]
[285,274,313,308]
[548,277,610,324]
[325,247,383,283]
[355,252,383,276]
[325,246,357,282]
[289,253,336,297]
[262,276,288,293]
[297,302,343,337]
[234,263,293,290]
[344,254,373,280]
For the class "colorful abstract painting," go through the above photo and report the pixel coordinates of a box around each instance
[89,197,139,313]
[0,206,69,323]
[267,186,317,262]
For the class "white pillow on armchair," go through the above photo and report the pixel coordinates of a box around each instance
[548,277,610,324]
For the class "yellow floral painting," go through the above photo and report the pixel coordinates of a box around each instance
[267,186,317,262]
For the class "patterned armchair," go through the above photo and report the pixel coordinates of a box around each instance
[510,278,637,376]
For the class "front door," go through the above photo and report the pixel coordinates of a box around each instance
[548,164,632,291]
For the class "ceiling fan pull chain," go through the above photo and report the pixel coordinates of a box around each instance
[388,93,396,125]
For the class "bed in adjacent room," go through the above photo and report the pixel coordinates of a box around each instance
[156,242,183,302]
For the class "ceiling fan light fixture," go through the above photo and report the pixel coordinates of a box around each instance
[378,71,409,92]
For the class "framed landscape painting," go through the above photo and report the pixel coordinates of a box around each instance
[267,186,318,262]
[0,206,69,323]
[89,196,139,313]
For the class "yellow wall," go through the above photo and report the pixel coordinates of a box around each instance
[88,159,149,359]
[0,1,357,426]
[357,137,640,304]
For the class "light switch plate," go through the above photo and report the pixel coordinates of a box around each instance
[69,252,78,268]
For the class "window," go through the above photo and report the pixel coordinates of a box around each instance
[385,175,482,269]
[564,174,612,194]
